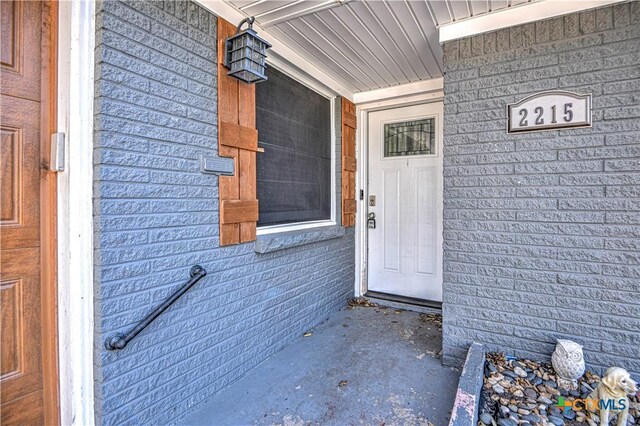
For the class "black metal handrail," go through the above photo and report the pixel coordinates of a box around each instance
[105,265,207,350]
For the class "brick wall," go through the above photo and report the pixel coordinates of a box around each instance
[93,1,354,424]
[441,2,640,376]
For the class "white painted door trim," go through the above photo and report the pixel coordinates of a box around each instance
[57,1,96,424]
[354,90,444,300]
[353,78,443,106]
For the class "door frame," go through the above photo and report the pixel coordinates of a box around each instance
[55,1,96,425]
[353,84,444,300]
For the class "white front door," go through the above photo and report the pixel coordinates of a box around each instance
[367,102,443,302]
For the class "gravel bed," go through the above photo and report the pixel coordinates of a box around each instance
[479,352,640,426]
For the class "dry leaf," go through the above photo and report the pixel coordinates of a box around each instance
[419,313,443,329]
[347,298,377,309]
[303,332,312,337]
[338,380,348,387]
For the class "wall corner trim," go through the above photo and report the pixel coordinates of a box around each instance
[57,0,96,425]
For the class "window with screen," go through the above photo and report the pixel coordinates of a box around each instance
[256,67,332,227]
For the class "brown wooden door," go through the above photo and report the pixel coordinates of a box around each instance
[1,0,58,424]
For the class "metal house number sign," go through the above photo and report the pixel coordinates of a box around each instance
[507,91,592,133]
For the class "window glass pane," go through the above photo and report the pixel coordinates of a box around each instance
[384,118,435,157]
[256,67,331,227]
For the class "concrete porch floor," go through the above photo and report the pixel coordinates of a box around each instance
[180,303,460,426]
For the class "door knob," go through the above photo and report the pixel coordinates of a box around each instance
[367,212,376,229]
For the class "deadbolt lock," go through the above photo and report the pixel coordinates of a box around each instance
[368,195,376,207]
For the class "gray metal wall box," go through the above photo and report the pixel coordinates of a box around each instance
[200,155,234,176]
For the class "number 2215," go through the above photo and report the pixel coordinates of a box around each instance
[519,103,573,126]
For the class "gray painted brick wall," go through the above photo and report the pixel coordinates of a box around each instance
[93,1,354,424]
[441,2,640,378]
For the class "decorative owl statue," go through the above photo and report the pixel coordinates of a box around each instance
[551,339,585,390]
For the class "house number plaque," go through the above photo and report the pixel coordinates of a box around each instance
[507,91,592,134]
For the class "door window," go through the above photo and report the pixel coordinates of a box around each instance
[384,118,435,157]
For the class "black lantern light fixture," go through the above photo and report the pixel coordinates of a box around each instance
[224,17,271,84]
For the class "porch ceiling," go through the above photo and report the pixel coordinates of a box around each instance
[224,0,535,93]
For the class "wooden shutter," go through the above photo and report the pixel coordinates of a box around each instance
[341,97,357,227]
[217,17,259,246]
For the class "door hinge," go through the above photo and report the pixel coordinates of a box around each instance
[50,132,65,172]
[359,189,364,200]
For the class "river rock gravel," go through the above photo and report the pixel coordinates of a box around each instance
[479,352,640,426]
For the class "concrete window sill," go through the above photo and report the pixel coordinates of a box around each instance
[255,225,346,254]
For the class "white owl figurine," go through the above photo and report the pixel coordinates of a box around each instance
[551,339,585,390]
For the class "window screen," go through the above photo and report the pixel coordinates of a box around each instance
[256,68,331,227]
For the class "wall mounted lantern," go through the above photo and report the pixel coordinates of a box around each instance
[224,17,271,83]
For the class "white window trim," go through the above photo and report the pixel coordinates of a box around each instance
[257,220,337,235]
[256,62,338,235]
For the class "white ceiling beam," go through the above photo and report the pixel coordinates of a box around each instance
[353,78,444,105]
[197,0,355,100]
[439,0,628,42]
[257,1,344,28]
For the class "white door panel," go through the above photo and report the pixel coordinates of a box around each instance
[382,170,400,271]
[416,166,437,276]
[367,103,443,302]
